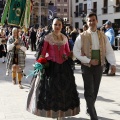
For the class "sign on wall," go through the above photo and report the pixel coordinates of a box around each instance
[87,0,92,10]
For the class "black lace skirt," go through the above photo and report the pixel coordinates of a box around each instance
[26,60,80,118]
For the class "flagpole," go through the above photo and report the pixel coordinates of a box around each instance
[39,0,41,27]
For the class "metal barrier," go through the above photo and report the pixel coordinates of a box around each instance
[115,35,120,50]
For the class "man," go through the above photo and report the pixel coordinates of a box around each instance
[6,27,26,89]
[73,12,116,120]
[103,21,116,76]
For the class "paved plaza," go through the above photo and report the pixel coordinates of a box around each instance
[0,50,120,120]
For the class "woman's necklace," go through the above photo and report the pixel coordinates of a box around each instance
[53,32,61,39]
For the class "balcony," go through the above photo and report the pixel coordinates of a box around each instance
[113,4,120,12]
[101,7,108,14]
[74,11,79,17]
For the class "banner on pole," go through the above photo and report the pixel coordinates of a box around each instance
[23,0,31,29]
[1,0,32,28]
[7,0,26,26]
[48,5,57,25]
[0,0,11,26]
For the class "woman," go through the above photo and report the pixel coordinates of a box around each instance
[6,27,26,89]
[26,18,80,120]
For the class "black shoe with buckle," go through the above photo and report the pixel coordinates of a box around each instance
[86,109,90,116]
[103,71,108,74]
[107,73,115,76]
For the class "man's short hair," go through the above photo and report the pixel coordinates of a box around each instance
[86,12,98,21]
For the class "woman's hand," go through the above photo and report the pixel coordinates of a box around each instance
[62,54,68,60]
[14,39,19,45]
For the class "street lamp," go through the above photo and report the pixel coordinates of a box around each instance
[80,11,86,25]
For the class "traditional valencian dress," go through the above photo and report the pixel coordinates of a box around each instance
[26,33,80,118]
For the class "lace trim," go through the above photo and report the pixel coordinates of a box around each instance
[44,33,67,46]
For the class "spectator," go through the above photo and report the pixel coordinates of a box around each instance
[103,21,116,76]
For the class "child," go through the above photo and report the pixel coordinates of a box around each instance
[0,39,7,63]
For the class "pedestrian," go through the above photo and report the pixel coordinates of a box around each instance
[29,27,36,51]
[26,17,80,120]
[70,28,78,43]
[103,20,116,76]
[6,27,27,89]
[73,12,116,120]
[0,39,7,63]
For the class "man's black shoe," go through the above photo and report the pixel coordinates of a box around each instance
[103,71,108,74]
[107,73,115,76]
[86,109,90,116]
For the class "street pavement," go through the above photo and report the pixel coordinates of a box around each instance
[0,50,120,120]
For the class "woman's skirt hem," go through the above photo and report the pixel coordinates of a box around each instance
[27,107,80,118]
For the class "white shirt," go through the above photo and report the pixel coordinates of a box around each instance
[73,31,116,66]
[7,43,27,53]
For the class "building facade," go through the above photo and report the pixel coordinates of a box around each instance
[72,0,120,35]
[31,0,72,27]
[54,0,71,26]
[31,0,56,27]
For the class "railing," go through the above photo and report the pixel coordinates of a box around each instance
[115,35,120,50]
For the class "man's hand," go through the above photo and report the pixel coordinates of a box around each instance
[15,45,21,49]
[89,59,99,66]
[110,65,116,74]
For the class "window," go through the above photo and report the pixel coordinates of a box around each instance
[76,0,79,3]
[92,2,97,13]
[102,0,108,14]
[41,0,45,6]
[74,5,79,17]
[75,22,79,29]
[79,3,83,16]
[115,0,120,12]
[57,8,60,12]
[64,9,67,12]
[84,4,87,14]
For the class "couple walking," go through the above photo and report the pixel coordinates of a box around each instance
[26,12,116,120]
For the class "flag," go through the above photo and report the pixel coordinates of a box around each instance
[22,0,31,31]
[0,0,11,26]
[0,0,27,27]
[7,0,26,26]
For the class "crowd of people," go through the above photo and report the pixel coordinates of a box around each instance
[0,12,117,120]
